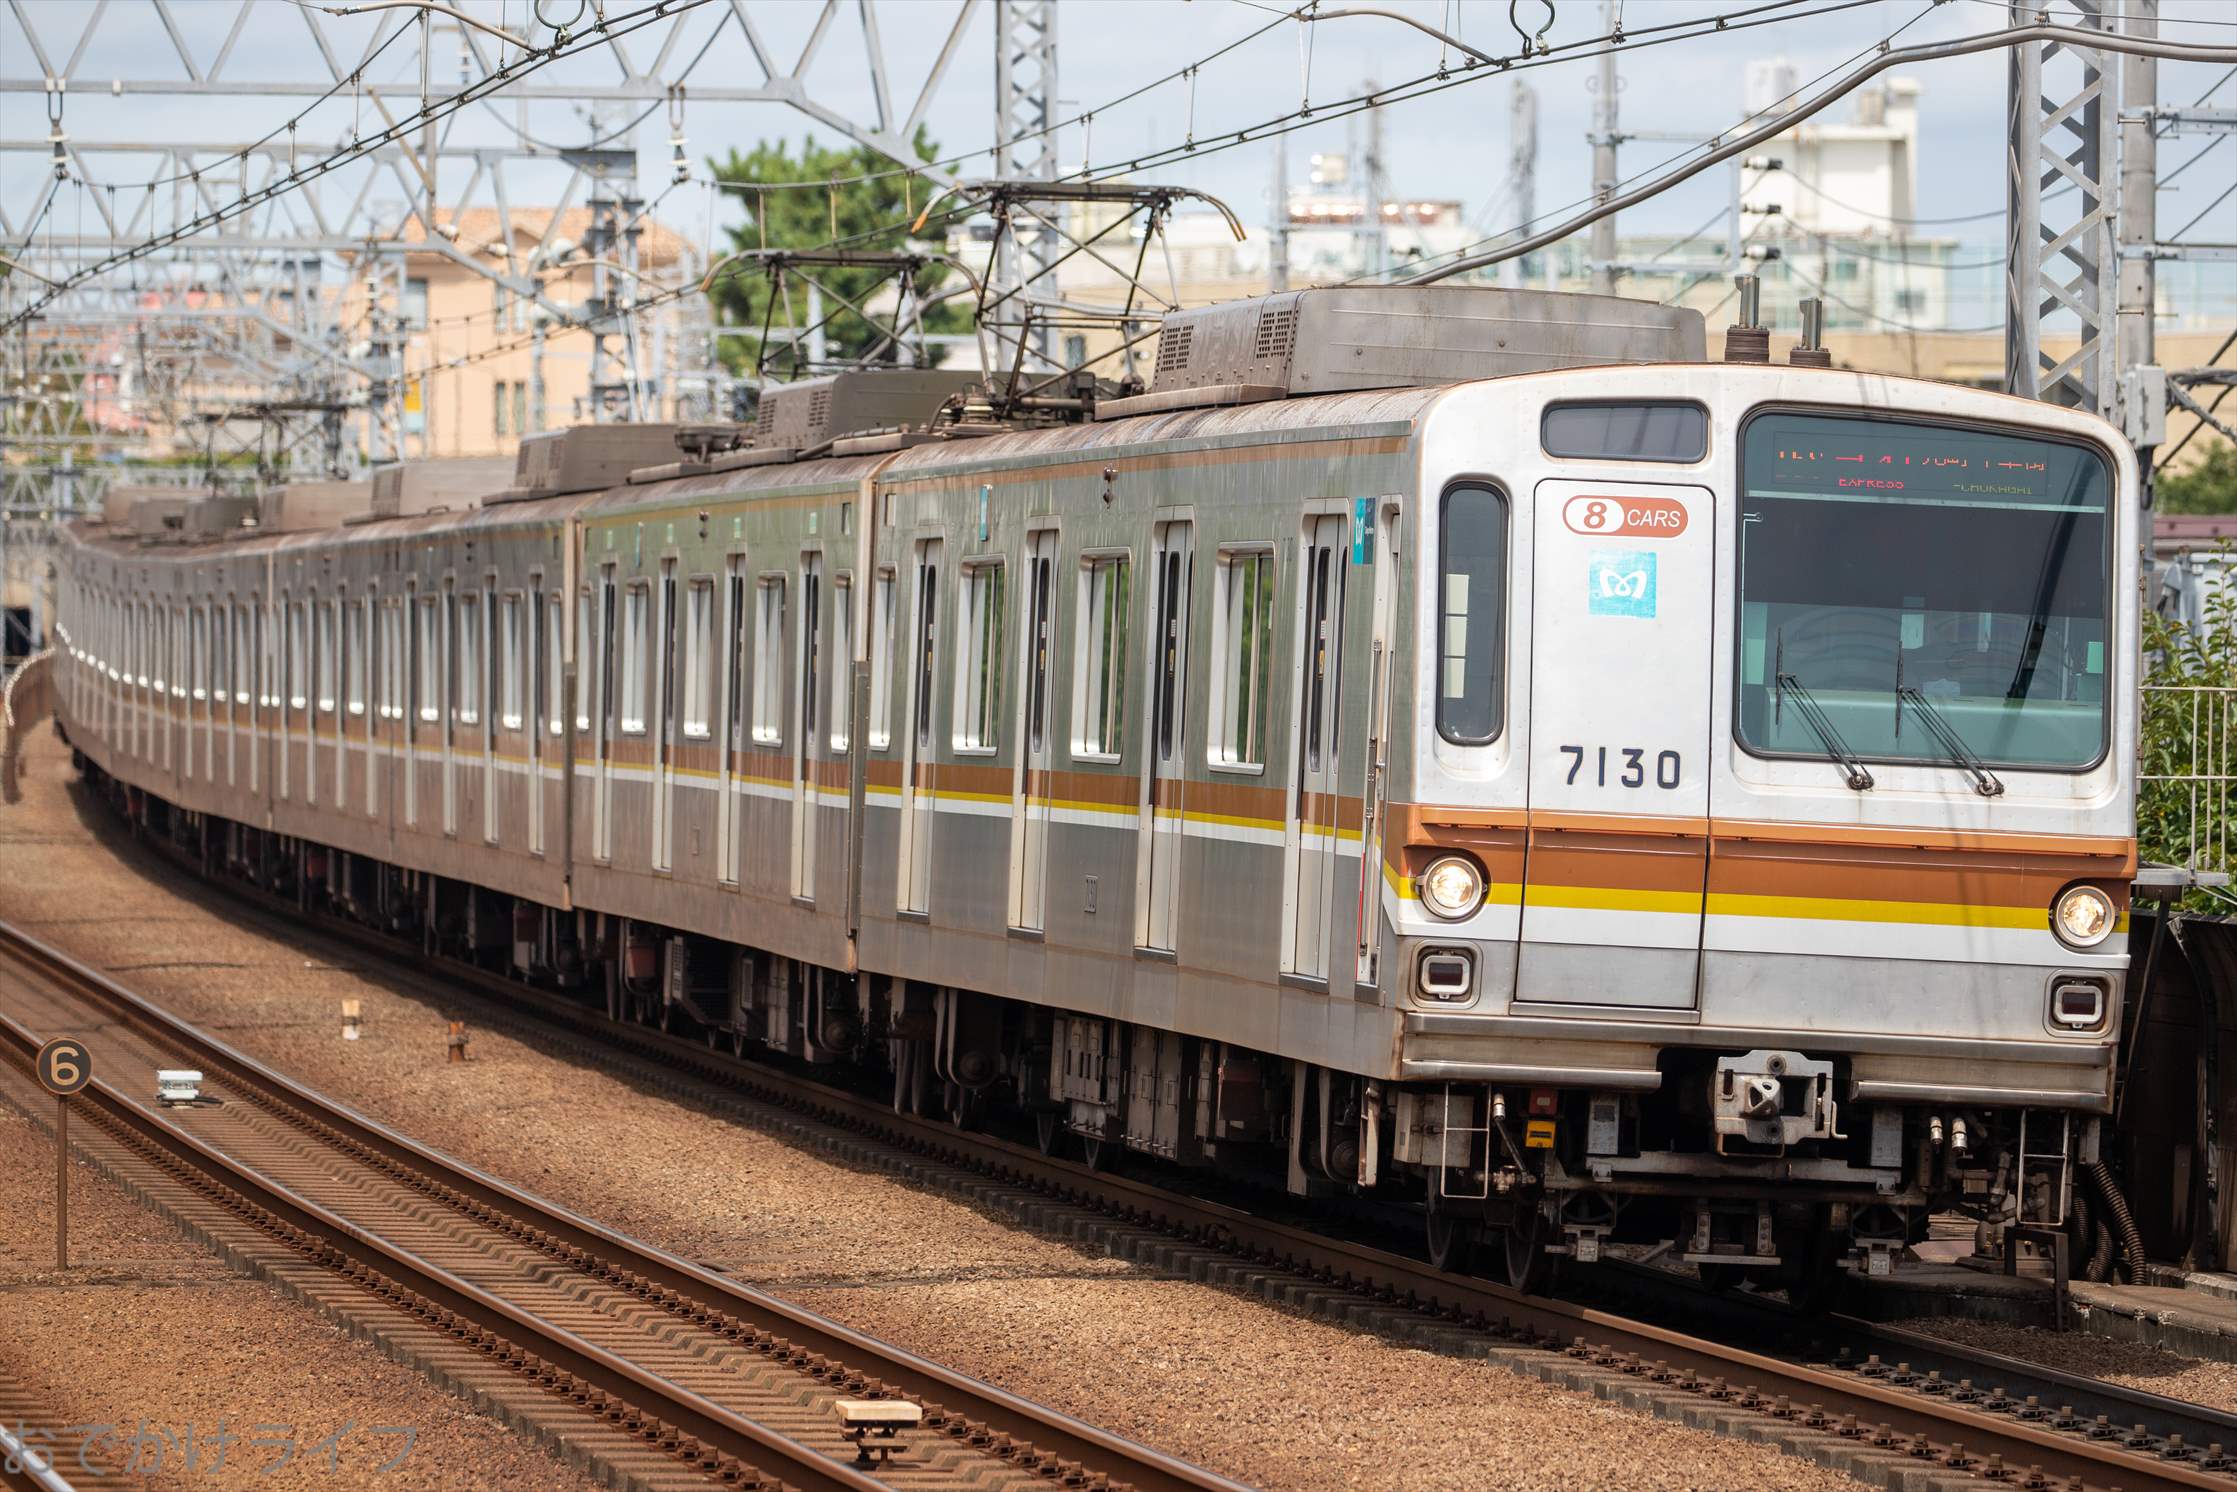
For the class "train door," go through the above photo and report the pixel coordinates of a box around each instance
[1285,513,1349,981]
[718,557,746,883]
[407,590,429,828]
[329,598,346,809]
[366,594,384,819]
[448,583,466,836]
[1138,520,1193,953]
[279,595,295,802]
[1009,529,1057,932]
[652,559,677,872]
[793,552,823,901]
[593,566,617,862]
[481,585,501,844]
[896,538,941,915]
[532,588,552,856]
[1355,502,1401,986]
[1516,480,1715,1010]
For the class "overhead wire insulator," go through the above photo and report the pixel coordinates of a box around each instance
[46,78,67,181]
[667,88,688,185]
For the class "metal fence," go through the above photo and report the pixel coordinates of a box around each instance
[2141,683,2237,881]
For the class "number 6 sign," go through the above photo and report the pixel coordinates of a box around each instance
[36,1036,91,1096]
[35,1035,90,1272]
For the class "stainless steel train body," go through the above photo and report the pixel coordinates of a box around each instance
[49,303,2140,1286]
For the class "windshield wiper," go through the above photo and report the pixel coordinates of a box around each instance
[1775,672,1874,791]
[1897,686,2006,798]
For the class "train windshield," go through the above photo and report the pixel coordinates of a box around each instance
[1736,411,2111,772]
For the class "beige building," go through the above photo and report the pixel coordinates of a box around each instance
[357,206,713,461]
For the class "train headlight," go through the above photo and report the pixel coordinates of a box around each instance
[2052,884,2115,950]
[1419,855,1486,921]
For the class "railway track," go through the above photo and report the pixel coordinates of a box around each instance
[0,919,1245,1492]
[1581,1257,2237,1467]
[50,817,2237,1492]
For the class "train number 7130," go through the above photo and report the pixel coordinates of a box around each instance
[1559,744,1681,790]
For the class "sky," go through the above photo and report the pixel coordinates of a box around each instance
[2,0,2231,300]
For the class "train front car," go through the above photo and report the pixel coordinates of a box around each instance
[1399,367,2137,1292]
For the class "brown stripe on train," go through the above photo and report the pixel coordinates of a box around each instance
[1383,803,2134,908]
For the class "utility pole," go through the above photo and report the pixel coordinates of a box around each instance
[1502,83,1538,290]
[1589,1,1621,294]
[1269,137,1291,293]
[993,0,1059,371]
[2117,0,2163,489]
[1365,86,1389,281]
[2004,0,2115,413]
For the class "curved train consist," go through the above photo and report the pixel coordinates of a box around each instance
[46,286,2137,1292]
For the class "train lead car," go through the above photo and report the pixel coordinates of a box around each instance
[47,284,2136,1300]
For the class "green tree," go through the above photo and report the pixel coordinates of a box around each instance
[706,127,970,378]
[2158,440,2237,515]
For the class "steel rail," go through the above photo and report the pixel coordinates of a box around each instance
[69,810,2237,1492]
[0,919,1245,1492]
[0,1005,871,1492]
[1585,1258,2237,1460]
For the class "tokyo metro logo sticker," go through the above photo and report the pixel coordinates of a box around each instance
[1587,550,1657,618]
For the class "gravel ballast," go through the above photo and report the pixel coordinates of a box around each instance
[0,734,1874,1490]
[0,1089,612,1492]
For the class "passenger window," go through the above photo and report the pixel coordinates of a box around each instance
[752,576,786,745]
[343,602,363,717]
[1072,555,1129,760]
[596,575,617,742]
[801,556,824,747]
[288,601,307,711]
[547,595,566,736]
[830,573,854,753]
[1211,549,1275,770]
[725,562,748,751]
[682,578,713,739]
[233,599,251,706]
[414,597,439,725]
[190,608,209,701]
[500,594,524,730]
[952,561,1005,753]
[620,582,648,735]
[1541,401,1709,463]
[457,593,482,727]
[1437,485,1508,745]
[913,555,940,749]
[868,568,896,750]
[657,562,679,744]
[319,600,339,714]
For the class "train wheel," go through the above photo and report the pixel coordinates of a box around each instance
[1776,1221,1844,1314]
[1499,1204,1559,1294]
[1424,1194,1477,1274]
[1034,1111,1065,1157]
[1695,1263,1750,1295]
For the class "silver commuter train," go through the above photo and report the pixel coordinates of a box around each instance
[49,286,2138,1293]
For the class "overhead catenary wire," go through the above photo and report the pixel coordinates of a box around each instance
[1780,258,2001,335]
[266,0,1896,386]
[2155,328,2237,473]
[2,0,720,334]
[1400,17,2237,284]
[1361,0,1955,284]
